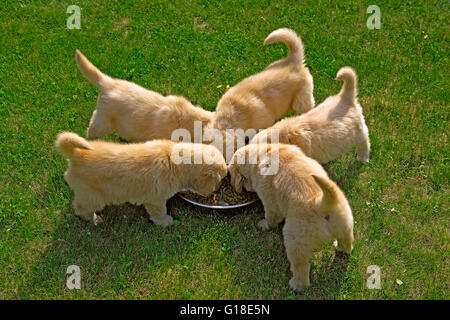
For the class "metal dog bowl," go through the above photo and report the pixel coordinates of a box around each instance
[178,188,259,209]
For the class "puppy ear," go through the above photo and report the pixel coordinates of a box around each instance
[312,175,337,211]
[229,164,244,193]
[193,175,202,191]
[193,172,212,196]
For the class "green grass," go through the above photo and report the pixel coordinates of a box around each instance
[0,0,448,299]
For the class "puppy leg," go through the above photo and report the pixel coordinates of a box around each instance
[283,216,316,291]
[356,123,370,162]
[73,198,104,225]
[144,201,173,227]
[86,110,111,139]
[258,211,284,230]
[71,183,105,225]
[334,227,354,254]
[291,78,315,115]
[285,242,312,292]
[258,204,284,230]
[356,137,370,163]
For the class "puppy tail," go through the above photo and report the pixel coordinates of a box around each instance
[75,49,114,90]
[264,28,304,63]
[55,132,93,158]
[335,67,358,100]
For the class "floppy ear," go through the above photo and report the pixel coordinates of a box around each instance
[192,174,203,191]
[193,171,215,196]
[312,175,337,211]
[193,171,210,188]
[229,164,244,193]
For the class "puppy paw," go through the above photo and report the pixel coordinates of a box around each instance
[356,154,370,163]
[93,213,103,226]
[289,277,308,292]
[152,215,174,227]
[333,240,352,254]
[333,240,339,248]
[257,219,270,231]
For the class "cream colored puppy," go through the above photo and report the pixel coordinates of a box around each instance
[55,132,227,226]
[210,28,315,132]
[75,50,214,141]
[229,144,354,291]
[250,67,370,163]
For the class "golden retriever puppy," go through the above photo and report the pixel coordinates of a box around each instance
[250,67,370,163]
[55,132,227,226]
[75,50,214,142]
[229,144,354,291]
[210,28,314,132]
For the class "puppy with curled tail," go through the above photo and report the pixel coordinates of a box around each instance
[75,50,214,142]
[335,66,358,100]
[250,66,371,164]
[263,27,305,63]
[228,144,354,291]
[210,28,315,133]
[55,132,227,226]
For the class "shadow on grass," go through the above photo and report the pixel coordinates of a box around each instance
[303,251,351,299]
[17,196,265,298]
[19,193,352,299]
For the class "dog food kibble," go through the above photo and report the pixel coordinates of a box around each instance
[179,175,258,206]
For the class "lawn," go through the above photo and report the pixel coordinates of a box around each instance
[0,0,448,299]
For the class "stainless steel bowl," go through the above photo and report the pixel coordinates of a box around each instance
[177,188,259,209]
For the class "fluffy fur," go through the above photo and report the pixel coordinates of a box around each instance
[250,67,370,163]
[210,28,315,132]
[55,132,227,226]
[229,144,354,291]
[75,50,214,142]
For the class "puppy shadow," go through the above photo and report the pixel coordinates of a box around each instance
[19,185,350,299]
[17,197,198,298]
[303,250,351,299]
[17,190,268,299]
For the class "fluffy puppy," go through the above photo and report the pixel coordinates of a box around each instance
[250,67,370,163]
[210,28,315,132]
[55,132,227,226]
[75,50,214,142]
[229,144,354,291]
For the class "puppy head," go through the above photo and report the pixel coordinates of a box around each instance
[312,174,353,222]
[229,143,278,193]
[228,162,244,193]
[192,145,227,197]
[193,165,227,197]
[228,147,253,192]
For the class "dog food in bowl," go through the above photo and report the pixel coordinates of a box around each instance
[178,175,258,208]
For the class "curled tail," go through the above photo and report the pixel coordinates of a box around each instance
[75,50,114,90]
[264,28,305,62]
[336,66,358,100]
[55,132,93,158]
